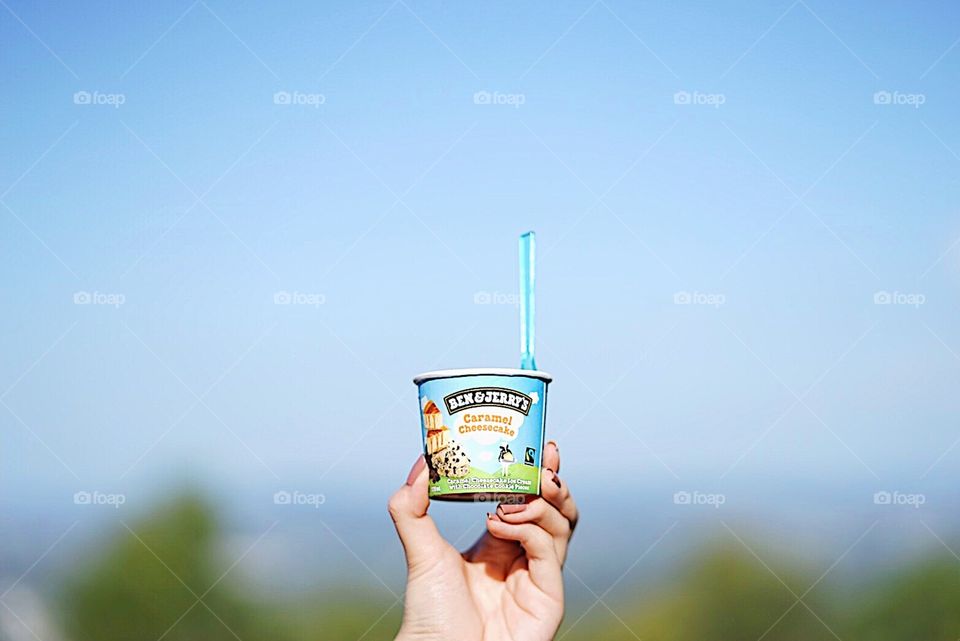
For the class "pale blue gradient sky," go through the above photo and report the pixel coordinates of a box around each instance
[2,2,960,569]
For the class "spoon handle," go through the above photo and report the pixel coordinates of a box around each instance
[519,231,537,370]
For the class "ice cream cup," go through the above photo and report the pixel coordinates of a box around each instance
[413,368,552,502]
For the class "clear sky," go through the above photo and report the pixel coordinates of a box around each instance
[2,1,960,547]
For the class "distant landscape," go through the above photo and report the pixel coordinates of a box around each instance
[2,486,958,641]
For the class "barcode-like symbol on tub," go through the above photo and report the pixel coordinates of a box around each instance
[444,387,534,416]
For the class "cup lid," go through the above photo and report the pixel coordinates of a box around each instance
[413,368,553,385]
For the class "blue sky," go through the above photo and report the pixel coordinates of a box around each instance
[2,0,960,546]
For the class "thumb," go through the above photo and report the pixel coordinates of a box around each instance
[387,456,445,567]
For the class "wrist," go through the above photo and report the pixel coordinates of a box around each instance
[394,607,456,641]
[394,627,439,641]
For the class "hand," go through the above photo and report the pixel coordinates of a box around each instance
[387,441,577,641]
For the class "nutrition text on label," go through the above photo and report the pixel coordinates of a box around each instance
[441,478,534,492]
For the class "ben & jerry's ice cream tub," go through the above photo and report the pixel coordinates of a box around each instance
[413,368,552,501]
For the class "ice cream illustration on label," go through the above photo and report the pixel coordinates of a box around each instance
[423,399,471,483]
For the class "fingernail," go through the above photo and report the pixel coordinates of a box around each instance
[499,503,527,514]
[405,456,425,485]
[548,440,558,452]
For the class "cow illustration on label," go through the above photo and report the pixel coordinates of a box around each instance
[498,443,515,477]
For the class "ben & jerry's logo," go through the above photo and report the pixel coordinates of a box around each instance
[443,387,533,416]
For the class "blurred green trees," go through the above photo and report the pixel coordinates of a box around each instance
[59,495,959,641]
[570,545,836,641]
[62,494,297,641]
[848,555,960,641]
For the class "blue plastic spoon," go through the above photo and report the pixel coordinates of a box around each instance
[519,231,537,371]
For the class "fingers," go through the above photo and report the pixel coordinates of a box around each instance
[387,456,446,568]
[496,498,572,562]
[496,439,578,562]
[486,514,563,601]
[542,440,560,475]
[541,441,576,529]
[468,441,566,566]
[541,468,578,533]
[464,525,522,567]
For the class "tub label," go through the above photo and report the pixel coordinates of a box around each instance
[417,374,548,498]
